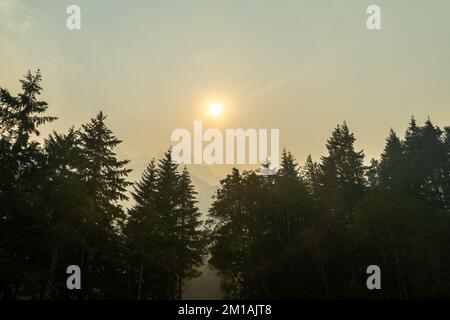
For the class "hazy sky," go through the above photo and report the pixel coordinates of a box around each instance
[1,0,450,175]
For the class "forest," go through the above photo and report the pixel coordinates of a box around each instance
[0,71,449,300]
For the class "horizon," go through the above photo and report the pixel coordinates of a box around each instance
[2,0,450,178]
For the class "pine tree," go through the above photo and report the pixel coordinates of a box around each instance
[0,70,57,149]
[175,167,206,299]
[77,111,131,298]
[318,122,366,220]
[275,150,310,241]
[303,154,321,197]
[78,111,131,227]
[403,118,447,207]
[366,158,379,189]
[278,149,298,178]
[126,151,206,299]
[379,129,406,193]
[418,119,446,206]
[209,168,249,299]
[154,151,206,299]
[0,71,56,299]
[125,160,159,299]
[131,159,158,213]
[403,117,421,193]
[40,128,99,299]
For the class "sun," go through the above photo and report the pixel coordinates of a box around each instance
[208,102,223,117]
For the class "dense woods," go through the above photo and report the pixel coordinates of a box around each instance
[210,122,450,299]
[1,71,449,299]
[0,71,206,299]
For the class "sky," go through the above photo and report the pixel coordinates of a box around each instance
[1,0,450,179]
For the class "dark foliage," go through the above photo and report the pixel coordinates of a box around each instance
[1,72,449,300]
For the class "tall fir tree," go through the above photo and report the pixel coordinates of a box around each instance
[403,118,447,208]
[126,151,206,299]
[378,129,406,193]
[175,167,206,299]
[318,122,366,220]
[77,111,131,299]
[0,71,56,299]
[78,111,131,227]
[125,160,160,299]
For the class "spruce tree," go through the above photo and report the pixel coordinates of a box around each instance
[403,118,447,207]
[126,151,206,299]
[379,129,406,193]
[78,111,131,227]
[77,111,131,298]
[275,150,311,241]
[125,160,159,299]
[366,158,379,188]
[0,70,57,149]
[0,71,56,299]
[41,129,92,298]
[318,122,366,219]
[175,167,206,299]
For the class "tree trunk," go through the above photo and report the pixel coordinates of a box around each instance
[44,244,60,300]
[394,250,409,299]
[137,248,144,300]
[178,274,183,300]
[316,247,330,297]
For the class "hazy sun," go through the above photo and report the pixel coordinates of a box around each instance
[208,102,223,117]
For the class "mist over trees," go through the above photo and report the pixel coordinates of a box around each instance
[1,71,449,299]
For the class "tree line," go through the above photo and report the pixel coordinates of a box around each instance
[1,71,449,299]
[209,118,450,299]
[0,71,205,299]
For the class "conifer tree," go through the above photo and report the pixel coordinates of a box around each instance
[125,160,159,299]
[78,111,131,227]
[403,118,447,207]
[379,129,406,193]
[275,150,311,241]
[42,129,96,299]
[175,167,206,299]
[126,151,206,299]
[318,122,366,220]
[0,71,56,299]
[155,151,206,299]
[0,70,57,150]
[77,111,131,298]
[365,158,379,188]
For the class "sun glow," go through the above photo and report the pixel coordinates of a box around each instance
[208,102,223,117]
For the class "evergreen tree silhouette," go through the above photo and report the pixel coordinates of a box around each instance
[2,71,450,300]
